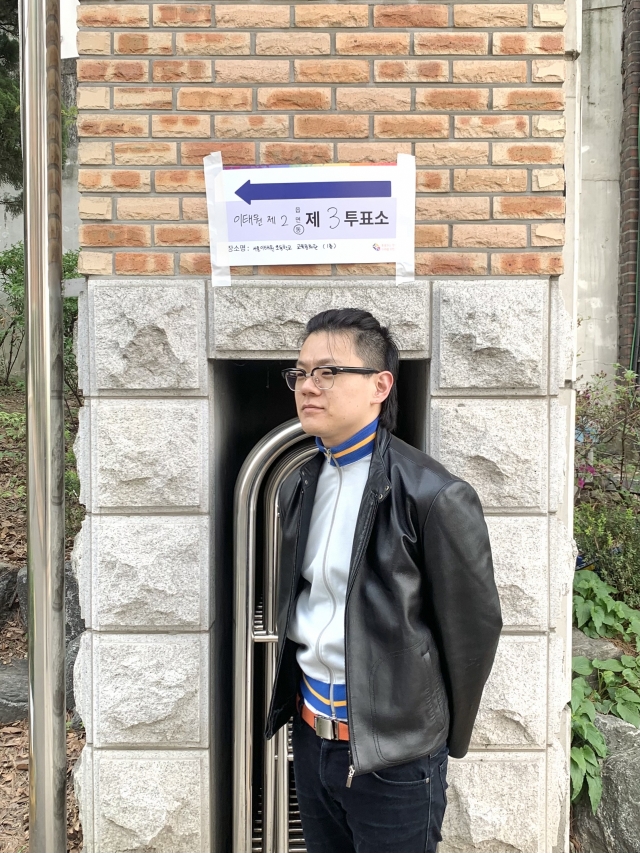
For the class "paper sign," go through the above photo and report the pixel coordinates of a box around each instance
[204,154,416,279]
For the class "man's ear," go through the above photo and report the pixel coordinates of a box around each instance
[373,371,394,404]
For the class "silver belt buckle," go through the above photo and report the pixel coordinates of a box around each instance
[314,716,335,740]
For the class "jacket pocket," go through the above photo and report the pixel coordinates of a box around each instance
[370,641,446,765]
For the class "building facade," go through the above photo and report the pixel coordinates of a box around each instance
[72,0,578,849]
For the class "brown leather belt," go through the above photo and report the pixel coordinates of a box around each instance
[300,701,350,741]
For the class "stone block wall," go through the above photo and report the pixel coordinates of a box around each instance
[75,0,573,278]
[73,275,575,851]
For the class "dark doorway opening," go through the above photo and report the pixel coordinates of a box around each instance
[210,357,428,851]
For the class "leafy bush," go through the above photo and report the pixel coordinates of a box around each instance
[573,569,640,650]
[570,673,607,813]
[574,368,640,607]
[0,243,80,395]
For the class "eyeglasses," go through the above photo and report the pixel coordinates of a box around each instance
[282,365,379,391]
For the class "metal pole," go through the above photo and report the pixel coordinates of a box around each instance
[21,0,66,843]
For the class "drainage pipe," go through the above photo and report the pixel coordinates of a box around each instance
[20,0,66,846]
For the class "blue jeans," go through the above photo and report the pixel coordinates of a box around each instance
[292,713,449,853]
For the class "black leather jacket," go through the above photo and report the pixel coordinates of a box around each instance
[266,427,502,777]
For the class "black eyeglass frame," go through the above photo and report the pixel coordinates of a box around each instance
[281,365,380,391]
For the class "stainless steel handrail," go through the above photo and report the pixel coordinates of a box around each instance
[262,446,316,853]
[233,419,315,853]
[21,0,66,845]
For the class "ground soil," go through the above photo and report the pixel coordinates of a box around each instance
[0,383,84,852]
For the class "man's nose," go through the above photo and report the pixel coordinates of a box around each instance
[299,374,320,393]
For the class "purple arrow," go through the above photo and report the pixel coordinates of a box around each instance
[234,179,392,205]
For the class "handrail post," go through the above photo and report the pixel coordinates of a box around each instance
[21,0,66,845]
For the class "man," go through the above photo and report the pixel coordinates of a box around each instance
[266,309,502,853]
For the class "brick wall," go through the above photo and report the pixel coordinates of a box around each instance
[76,0,568,278]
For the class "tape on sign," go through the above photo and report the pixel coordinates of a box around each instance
[395,153,416,285]
[204,151,231,287]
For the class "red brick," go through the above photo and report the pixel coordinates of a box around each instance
[179,253,212,274]
[260,143,333,164]
[492,142,564,164]
[415,224,449,247]
[295,115,369,138]
[176,32,251,55]
[337,142,412,162]
[216,115,289,138]
[182,198,208,219]
[153,60,212,82]
[78,169,151,192]
[78,115,149,137]
[490,253,563,274]
[453,60,527,82]
[454,169,528,192]
[493,196,565,218]
[153,4,212,26]
[415,88,489,110]
[416,252,488,275]
[336,88,410,112]
[113,87,173,110]
[374,5,448,27]
[258,88,331,110]
[79,196,113,221]
[336,34,410,55]
[454,4,527,26]
[256,33,330,55]
[455,115,529,138]
[78,252,112,275]
[80,224,151,247]
[416,170,450,192]
[295,5,368,27]
[155,224,209,246]
[115,252,174,275]
[77,32,111,55]
[374,115,450,138]
[453,224,527,247]
[181,142,256,165]
[152,114,211,137]
[374,60,448,82]
[78,5,149,27]
[494,88,565,110]
[114,142,177,165]
[115,33,173,55]
[416,197,490,219]
[295,60,370,83]
[216,5,290,27]
[77,60,148,82]
[117,198,180,220]
[155,170,205,192]
[215,60,290,83]
[493,33,565,54]
[177,88,252,110]
[414,33,488,54]
[416,142,488,165]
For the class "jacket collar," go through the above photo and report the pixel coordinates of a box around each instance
[301,424,392,500]
[315,418,378,467]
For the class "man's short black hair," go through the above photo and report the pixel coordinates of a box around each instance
[303,308,399,432]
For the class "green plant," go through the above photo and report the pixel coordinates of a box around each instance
[573,569,640,650]
[570,672,606,813]
[575,368,640,505]
[0,243,80,392]
[574,655,640,727]
[575,504,640,609]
